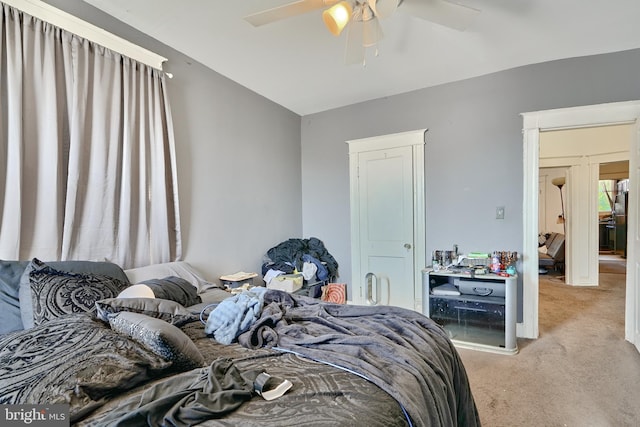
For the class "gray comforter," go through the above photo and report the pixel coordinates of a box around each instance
[1,291,479,426]
[238,291,480,427]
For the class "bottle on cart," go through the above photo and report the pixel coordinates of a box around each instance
[432,251,439,269]
[491,251,501,273]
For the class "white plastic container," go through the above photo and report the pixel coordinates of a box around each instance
[267,273,303,293]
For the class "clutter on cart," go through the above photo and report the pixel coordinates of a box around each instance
[431,244,518,277]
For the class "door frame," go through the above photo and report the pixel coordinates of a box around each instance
[347,129,426,311]
[521,101,640,348]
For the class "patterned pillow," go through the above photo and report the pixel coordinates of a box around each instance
[2,259,129,336]
[321,283,347,304]
[19,258,130,328]
[108,311,205,371]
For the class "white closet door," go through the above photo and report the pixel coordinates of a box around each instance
[357,146,415,309]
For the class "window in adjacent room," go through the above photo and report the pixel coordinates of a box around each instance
[598,180,616,213]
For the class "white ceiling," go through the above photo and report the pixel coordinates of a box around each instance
[83,0,640,116]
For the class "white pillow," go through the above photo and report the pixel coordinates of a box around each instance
[118,284,155,298]
[124,262,217,294]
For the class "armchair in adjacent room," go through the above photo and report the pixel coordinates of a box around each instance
[539,232,565,273]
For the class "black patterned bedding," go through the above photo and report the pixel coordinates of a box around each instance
[0,315,176,420]
[0,259,480,427]
[78,330,412,427]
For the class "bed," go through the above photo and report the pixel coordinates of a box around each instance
[0,258,480,426]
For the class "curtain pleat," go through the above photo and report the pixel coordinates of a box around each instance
[0,3,181,268]
[0,4,24,258]
[20,14,67,260]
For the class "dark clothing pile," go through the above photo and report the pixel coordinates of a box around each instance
[262,237,339,282]
[88,358,261,426]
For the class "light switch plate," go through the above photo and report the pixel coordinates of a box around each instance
[496,206,505,219]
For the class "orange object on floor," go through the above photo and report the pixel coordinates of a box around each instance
[321,283,347,304]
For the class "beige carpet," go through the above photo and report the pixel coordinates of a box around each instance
[599,260,627,275]
[458,262,640,426]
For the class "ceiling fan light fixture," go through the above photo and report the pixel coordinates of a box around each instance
[322,1,353,36]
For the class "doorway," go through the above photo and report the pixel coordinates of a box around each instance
[521,101,640,354]
[538,125,631,286]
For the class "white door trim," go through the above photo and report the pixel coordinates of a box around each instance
[521,101,640,342]
[347,129,426,311]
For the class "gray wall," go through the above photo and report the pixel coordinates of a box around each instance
[302,48,640,300]
[35,1,640,299]
[43,0,303,282]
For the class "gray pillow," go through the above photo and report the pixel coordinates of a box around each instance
[139,276,202,307]
[1,258,128,335]
[0,260,29,335]
[95,297,197,326]
[108,311,205,370]
[20,258,130,328]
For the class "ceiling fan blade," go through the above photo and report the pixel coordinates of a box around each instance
[344,18,383,65]
[368,0,400,19]
[245,0,336,27]
[344,21,365,65]
[400,0,480,31]
[362,17,383,47]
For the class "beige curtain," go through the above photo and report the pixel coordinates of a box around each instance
[0,3,181,268]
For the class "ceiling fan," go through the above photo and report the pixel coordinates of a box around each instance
[245,0,480,65]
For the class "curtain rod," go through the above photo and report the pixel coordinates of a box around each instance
[1,0,167,70]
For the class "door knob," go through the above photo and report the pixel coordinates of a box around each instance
[404,243,412,249]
